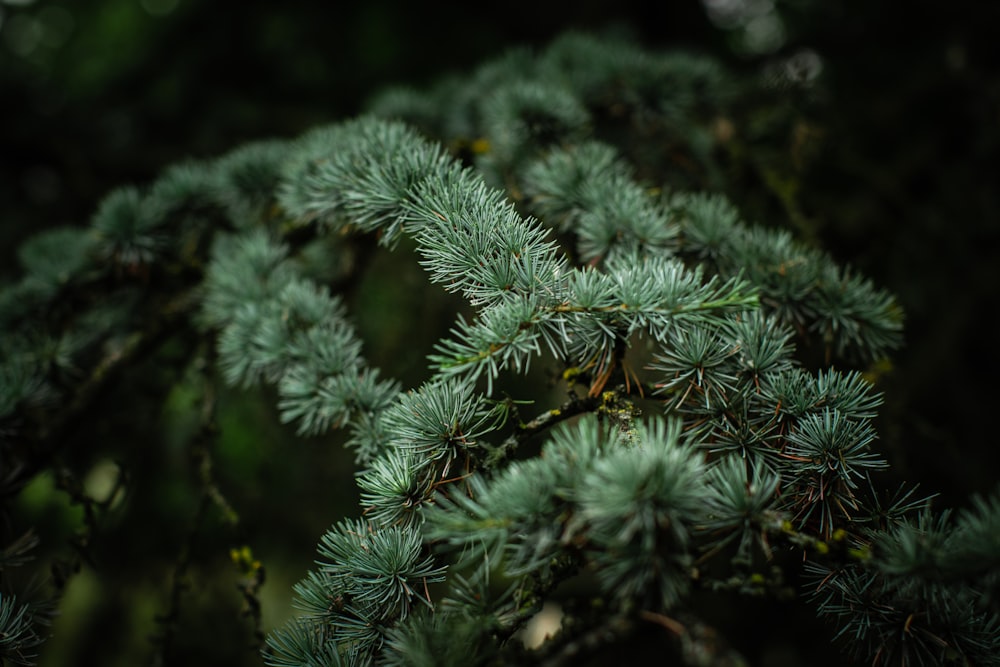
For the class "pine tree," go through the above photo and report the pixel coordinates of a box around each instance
[1,31,997,666]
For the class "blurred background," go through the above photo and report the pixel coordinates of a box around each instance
[2,0,999,665]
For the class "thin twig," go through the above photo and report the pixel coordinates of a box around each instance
[483,393,600,467]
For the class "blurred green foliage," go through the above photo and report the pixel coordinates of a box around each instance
[2,0,999,665]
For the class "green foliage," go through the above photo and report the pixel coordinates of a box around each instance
[805,499,1000,666]
[0,593,43,666]
[1,28,996,667]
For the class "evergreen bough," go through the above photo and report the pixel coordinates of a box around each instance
[1,31,996,666]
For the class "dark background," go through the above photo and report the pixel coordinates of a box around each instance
[2,0,998,665]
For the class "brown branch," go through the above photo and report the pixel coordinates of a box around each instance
[482,393,600,468]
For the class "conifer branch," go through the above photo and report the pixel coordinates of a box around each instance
[3,28,993,667]
[483,393,601,468]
